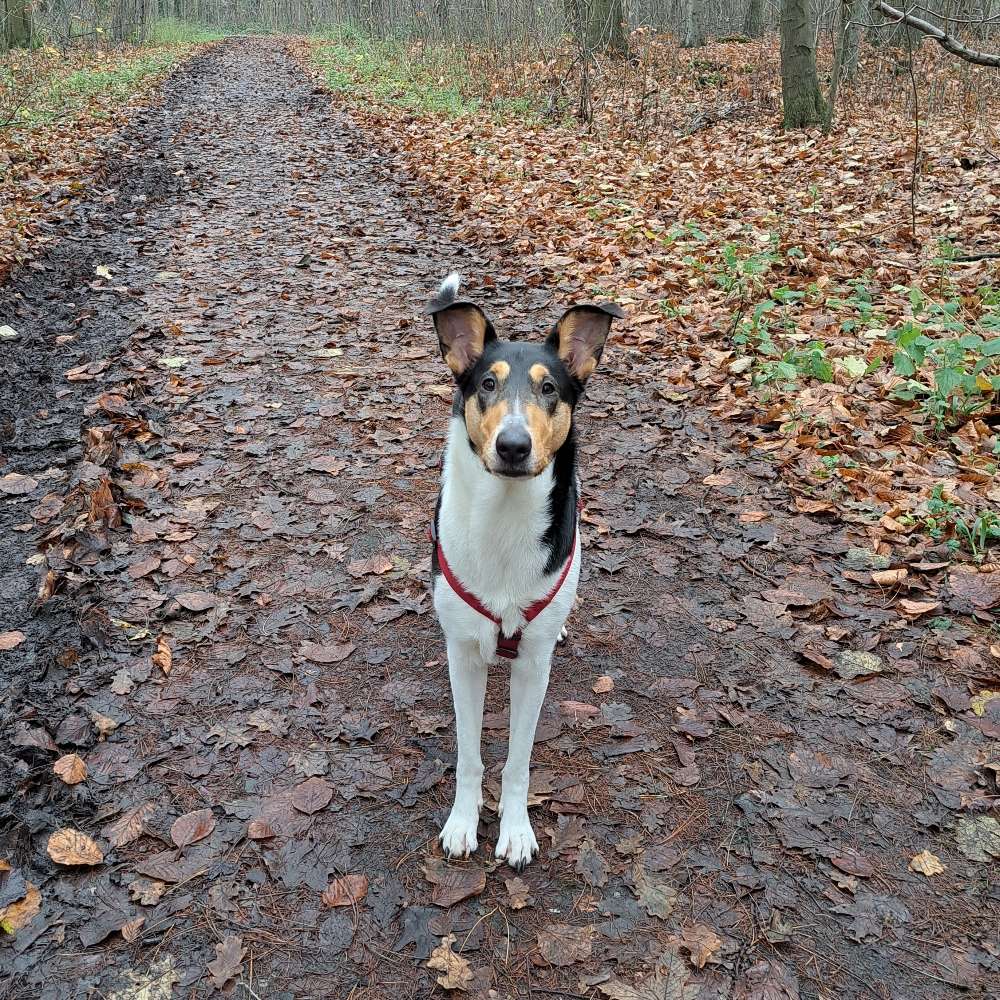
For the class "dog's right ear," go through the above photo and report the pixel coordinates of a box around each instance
[424,273,496,378]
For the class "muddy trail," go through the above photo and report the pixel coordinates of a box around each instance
[1,38,997,1000]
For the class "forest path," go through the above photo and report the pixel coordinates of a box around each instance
[1,38,994,1000]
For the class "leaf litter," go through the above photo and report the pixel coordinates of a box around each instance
[0,33,998,1000]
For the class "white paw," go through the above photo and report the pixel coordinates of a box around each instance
[495,813,538,871]
[440,807,479,858]
[557,625,568,644]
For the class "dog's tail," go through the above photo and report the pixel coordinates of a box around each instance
[425,272,461,314]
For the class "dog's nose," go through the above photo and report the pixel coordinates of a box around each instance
[496,427,532,464]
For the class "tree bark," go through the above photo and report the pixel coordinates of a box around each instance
[576,0,628,57]
[780,0,827,128]
[744,0,766,39]
[4,0,32,48]
[680,0,704,48]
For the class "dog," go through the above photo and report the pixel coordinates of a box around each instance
[426,273,624,869]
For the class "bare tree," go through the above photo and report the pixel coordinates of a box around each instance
[744,0,766,38]
[4,0,33,48]
[680,0,704,47]
[780,0,826,127]
[874,0,1000,65]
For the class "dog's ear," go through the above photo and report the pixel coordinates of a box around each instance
[547,302,625,383]
[424,273,496,378]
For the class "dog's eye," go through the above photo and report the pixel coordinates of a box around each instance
[481,376,497,392]
[541,380,556,396]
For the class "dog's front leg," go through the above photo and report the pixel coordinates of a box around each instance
[496,652,551,870]
[440,640,487,858]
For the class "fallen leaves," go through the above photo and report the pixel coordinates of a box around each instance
[170,808,216,849]
[0,630,27,651]
[535,923,594,966]
[0,472,39,495]
[175,590,218,612]
[423,858,486,908]
[207,934,246,989]
[955,816,1000,863]
[678,923,722,968]
[152,635,172,674]
[291,776,334,814]
[322,874,369,907]
[504,876,533,910]
[53,753,88,785]
[103,801,155,848]
[47,829,104,866]
[909,850,945,876]
[600,947,698,1000]
[427,933,474,990]
[300,640,355,664]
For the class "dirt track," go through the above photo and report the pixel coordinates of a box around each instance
[1,39,997,1000]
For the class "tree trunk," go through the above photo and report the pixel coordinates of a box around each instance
[572,0,628,57]
[780,0,826,128]
[744,0,766,39]
[680,0,703,48]
[825,0,857,130]
[4,0,32,48]
[844,0,865,78]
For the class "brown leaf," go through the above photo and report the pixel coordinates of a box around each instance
[53,753,88,785]
[170,808,216,849]
[175,591,218,612]
[949,567,1000,610]
[423,858,486,907]
[247,819,276,840]
[679,923,722,968]
[90,710,117,739]
[121,916,146,942]
[504,876,534,910]
[536,923,594,967]
[207,934,246,989]
[0,472,39,495]
[592,675,614,694]
[309,455,346,475]
[0,631,26,651]
[0,881,41,934]
[897,598,940,617]
[426,933,473,991]
[575,837,609,887]
[152,635,172,675]
[347,553,394,577]
[322,873,369,907]
[291,776,334,814]
[47,829,104,866]
[128,555,161,579]
[909,849,945,876]
[103,801,155,848]
[300,640,355,664]
[871,568,907,586]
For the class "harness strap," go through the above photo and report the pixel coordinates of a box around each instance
[433,523,577,661]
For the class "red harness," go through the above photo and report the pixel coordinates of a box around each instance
[432,522,578,660]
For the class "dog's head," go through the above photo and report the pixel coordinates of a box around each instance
[425,274,624,479]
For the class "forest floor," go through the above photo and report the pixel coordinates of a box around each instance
[1,37,999,1000]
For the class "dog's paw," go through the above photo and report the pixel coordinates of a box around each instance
[440,808,479,859]
[557,625,568,645]
[495,814,538,871]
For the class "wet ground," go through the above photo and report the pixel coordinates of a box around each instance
[1,38,998,1000]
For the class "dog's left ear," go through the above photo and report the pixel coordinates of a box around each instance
[425,273,496,378]
[547,302,625,383]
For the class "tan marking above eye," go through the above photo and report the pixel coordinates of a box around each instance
[529,363,550,384]
[524,400,571,472]
[465,397,508,454]
[489,360,510,381]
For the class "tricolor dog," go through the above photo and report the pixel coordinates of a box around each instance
[426,274,624,869]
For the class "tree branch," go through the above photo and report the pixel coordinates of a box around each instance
[875,1,1000,67]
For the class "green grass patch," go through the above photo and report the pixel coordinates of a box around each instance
[15,50,183,127]
[312,32,477,117]
[311,28,540,120]
[148,18,228,45]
